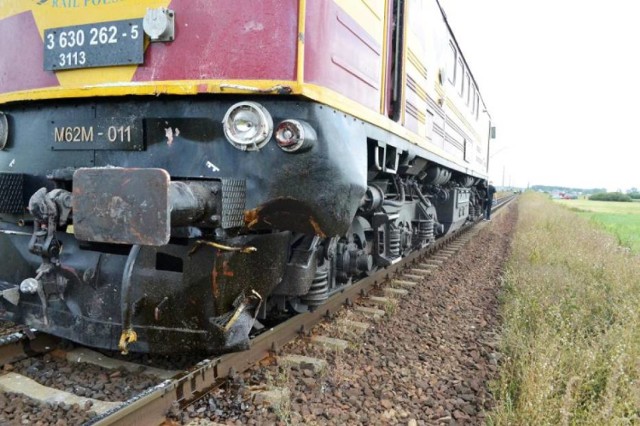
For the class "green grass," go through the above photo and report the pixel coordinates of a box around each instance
[556,199,640,253]
[489,193,640,425]
[556,199,640,214]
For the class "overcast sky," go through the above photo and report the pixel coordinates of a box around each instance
[438,0,640,191]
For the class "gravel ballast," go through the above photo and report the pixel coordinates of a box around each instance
[0,391,97,426]
[6,353,158,402]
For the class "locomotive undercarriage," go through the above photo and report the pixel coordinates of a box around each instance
[266,170,486,319]
[0,96,486,354]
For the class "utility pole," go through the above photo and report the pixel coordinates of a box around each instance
[502,165,505,187]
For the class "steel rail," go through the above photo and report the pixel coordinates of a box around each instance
[0,329,59,367]
[85,194,517,426]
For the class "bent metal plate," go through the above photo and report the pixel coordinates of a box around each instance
[72,168,171,246]
[43,18,144,71]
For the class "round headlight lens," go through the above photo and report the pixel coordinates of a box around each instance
[275,119,316,153]
[222,102,273,151]
[275,120,303,152]
[0,112,7,150]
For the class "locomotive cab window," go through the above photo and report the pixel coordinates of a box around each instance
[447,43,457,85]
[457,59,464,96]
[474,89,479,117]
[471,91,476,115]
[465,72,471,106]
[387,0,405,122]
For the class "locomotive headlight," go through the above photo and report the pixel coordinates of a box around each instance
[222,102,273,151]
[0,112,8,150]
[274,119,316,153]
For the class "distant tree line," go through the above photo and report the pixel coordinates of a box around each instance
[531,185,606,194]
[589,192,632,202]
[627,188,640,199]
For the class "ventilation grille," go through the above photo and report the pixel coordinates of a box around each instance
[0,173,24,214]
[221,179,246,229]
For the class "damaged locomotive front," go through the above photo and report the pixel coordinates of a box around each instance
[0,97,370,354]
[0,0,492,354]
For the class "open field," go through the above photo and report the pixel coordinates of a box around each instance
[556,198,640,253]
[490,192,640,425]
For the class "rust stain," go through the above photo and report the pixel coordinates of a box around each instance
[222,260,234,277]
[309,216,326,238]
[130,228,146,243]
[211,265,220,300]
[244,207,261,228]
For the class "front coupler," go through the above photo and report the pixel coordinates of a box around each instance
[1,167,287,354]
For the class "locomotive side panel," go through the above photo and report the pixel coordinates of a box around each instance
[403,1,430,138]
[301,0,490,180]
[392,0,492,177]
[133,0,299,82]
[432,0,491,174]
[304,0,385,112]
[0,10,61,94]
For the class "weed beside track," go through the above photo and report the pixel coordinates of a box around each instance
[490,193,640,425]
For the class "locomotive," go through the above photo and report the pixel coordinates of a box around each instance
[0,0,493,354]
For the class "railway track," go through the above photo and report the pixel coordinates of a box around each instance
[0,195,516,426]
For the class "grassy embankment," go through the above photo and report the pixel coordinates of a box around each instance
[489,192,640,425]
[556,199,640,254]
